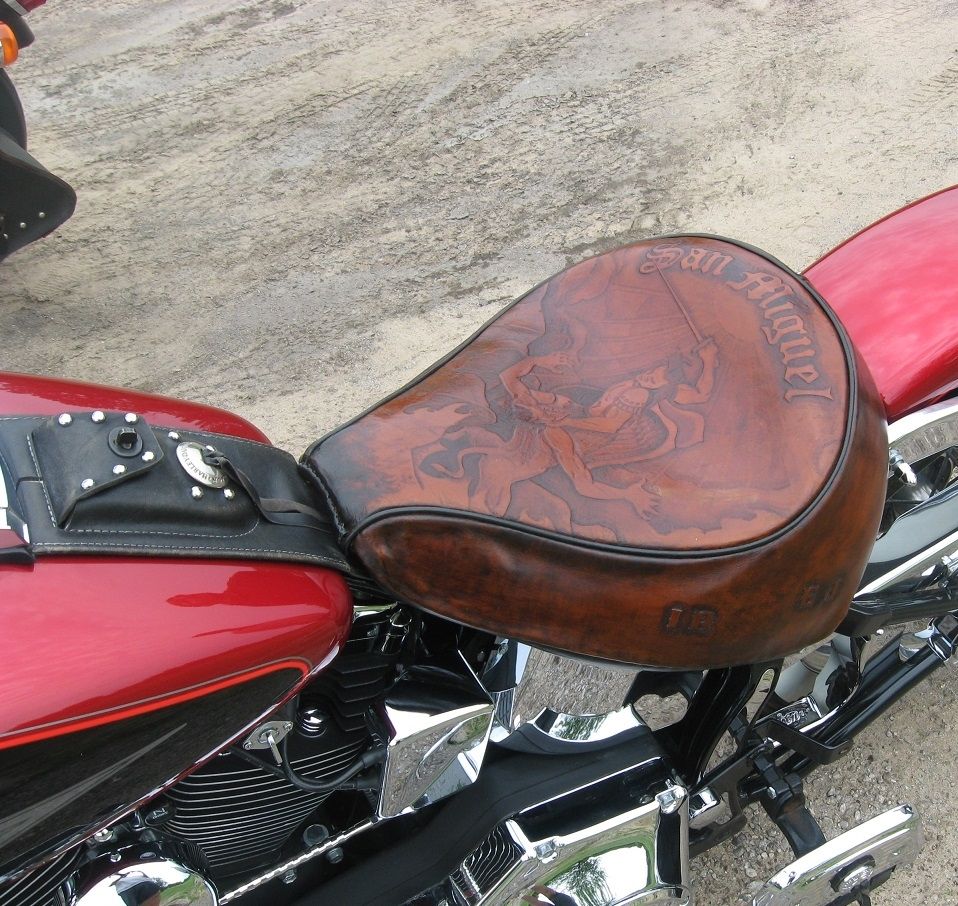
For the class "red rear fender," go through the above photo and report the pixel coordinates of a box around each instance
[805,186,958,421]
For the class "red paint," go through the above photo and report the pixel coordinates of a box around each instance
[0,557,352,746]
[0,372,270,442]
[0,660,307,751]
[805,186,958,420]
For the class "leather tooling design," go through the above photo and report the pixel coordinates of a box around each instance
[317,237,849,550]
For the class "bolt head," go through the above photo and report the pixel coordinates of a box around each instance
[656,784,688,815]
[124,413,138,424]
[326,847,345,865]
[144,805,171,825]
[191,486,204,500]
[281,870,297,885]
[81,478,95,490]
[534,840,558,861]
[303,823,330,847]
[57,413,72,426]
[93,828,113,843]
[836,863,874,894]
[142,451,155,462]
[91,410,106,423]
[38,211,46,219]
[224,488,235,499]
[109,853,122,863]
[168,431,180,441]
[112,464,127,476]
[18,222,26,230]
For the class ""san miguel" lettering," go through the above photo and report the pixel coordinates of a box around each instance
[641,245,834,404]
[725,270,834,403]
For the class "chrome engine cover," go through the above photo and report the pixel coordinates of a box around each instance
[75,845,216,906]
[438,762,691,906]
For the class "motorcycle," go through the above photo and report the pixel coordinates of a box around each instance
[0,42,958,888]
[0,0,74,261]
[1,180,957,906]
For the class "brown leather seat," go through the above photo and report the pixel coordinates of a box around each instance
[307,236,887,669]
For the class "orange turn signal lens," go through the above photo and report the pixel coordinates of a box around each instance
[0,24,18,66]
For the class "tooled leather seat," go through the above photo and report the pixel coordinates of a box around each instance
[307,237,887,669]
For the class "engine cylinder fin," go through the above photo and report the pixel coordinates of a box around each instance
[163,733,369,877]
[0,849,79,906]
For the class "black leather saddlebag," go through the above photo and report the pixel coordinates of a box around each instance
[0,410,350,572]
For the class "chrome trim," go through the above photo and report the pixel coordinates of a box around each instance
[752,805,922,905]
[507,647,637,728]
[886,398,958,459]
[502,703,649,753]
[352,603,397,619]
[858,400,958,593]
[888,449,918,485]
[447,780,691,905]
[176,442,228,489]
[220,820,375,903]
[483,643,643,751]
[0,463,9,532]
[76,855,216,906]
[375,656,495,817]
[858,525,958,595]
[240,719,293,764]
[0,461,28,543]
[687,787,720,829]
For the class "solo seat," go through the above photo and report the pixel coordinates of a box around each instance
[307,236,887,668]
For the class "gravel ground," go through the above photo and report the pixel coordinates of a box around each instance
[4,0,958,903]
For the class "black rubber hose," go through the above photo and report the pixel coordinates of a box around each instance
[229,740,385,793]
[281,737,386,793]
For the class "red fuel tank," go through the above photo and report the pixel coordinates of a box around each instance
[0,373,352,876]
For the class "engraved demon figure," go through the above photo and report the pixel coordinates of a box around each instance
[422,338,718,526]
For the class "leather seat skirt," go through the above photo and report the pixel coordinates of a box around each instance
[307,236,887,669]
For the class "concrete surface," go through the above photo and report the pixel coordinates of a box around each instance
[3,0,958,902]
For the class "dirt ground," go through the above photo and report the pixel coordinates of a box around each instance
[4,0,958,902]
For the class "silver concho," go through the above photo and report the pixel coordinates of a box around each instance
[176,441,227,489]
